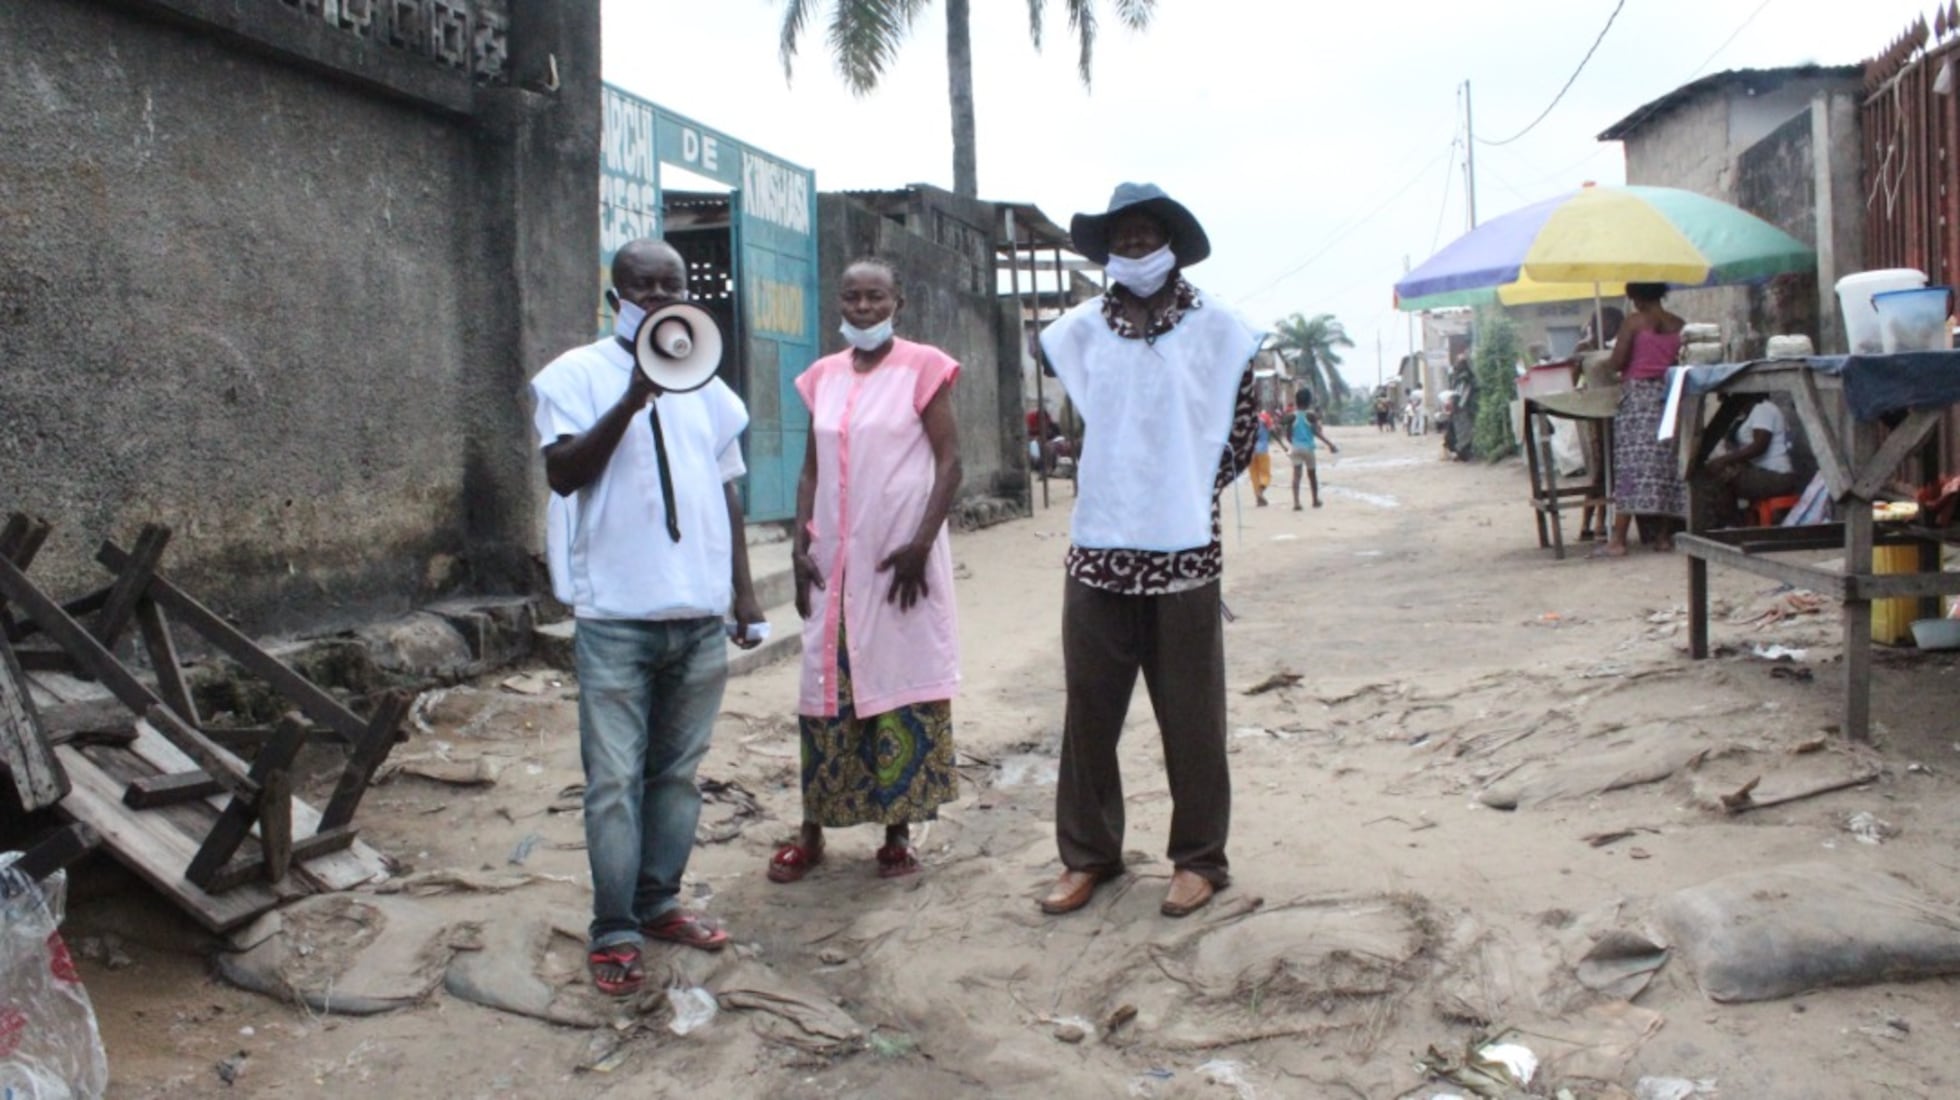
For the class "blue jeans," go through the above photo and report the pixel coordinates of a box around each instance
[574,616,727,949]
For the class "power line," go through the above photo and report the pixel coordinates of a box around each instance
[1683,0,1776,81]
[1238,148,1456,304]
[1476,0,1628,147]
[1429,137,1461,254]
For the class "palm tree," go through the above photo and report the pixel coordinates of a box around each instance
[779,0,1157,198]
[1272,312,1354,408]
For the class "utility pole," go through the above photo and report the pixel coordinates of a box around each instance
[1463,79,1479,230]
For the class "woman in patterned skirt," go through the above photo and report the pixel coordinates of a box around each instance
[769,258,963,883]
[1596,282,1687,557]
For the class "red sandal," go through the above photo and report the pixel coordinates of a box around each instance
[587,943,645,996]
[875,843,921,879]
[644,910,729,952]
[767,841,824,884]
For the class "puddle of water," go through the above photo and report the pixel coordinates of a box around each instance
[1322,485,1401,509]
[996,754,1059,788]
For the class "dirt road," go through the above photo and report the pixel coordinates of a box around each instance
[70,424,1960,1098]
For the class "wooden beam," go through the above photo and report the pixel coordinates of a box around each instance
[97,542,368,745]
[11,823,99,883]
[1843,415,1880,744]
[0,553,256,799]
[1674,535,1853,597]
[1,631,68,814]
[93,524,170,650]
[135,599,200,728]
[122,771,224,809]
[319,690,409,831]
[1791,372,1853,498]
[7,588,111,645]
[185,718,306,890]
[202,826,359,895]
[257,769,293,885]
[1850,409,1942,500]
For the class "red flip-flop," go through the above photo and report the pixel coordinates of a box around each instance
[875,843,921,879]
[645,911,729,952]
[767,841,824,884]
[587,943,645,996]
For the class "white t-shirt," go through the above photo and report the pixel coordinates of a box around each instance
[1734,400,1794,474]
[529,339,749,621]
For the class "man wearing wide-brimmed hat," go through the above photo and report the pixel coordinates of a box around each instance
[1036,183,1264,919]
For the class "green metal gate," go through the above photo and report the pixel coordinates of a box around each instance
[598,85,818,521]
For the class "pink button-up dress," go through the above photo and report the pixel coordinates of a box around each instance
[795,340,962,718]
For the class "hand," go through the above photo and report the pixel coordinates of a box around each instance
[791,547,825,619]
[730,591,766,650]
[877,540,932,612]
[1331,444,1341,454]
[622,367,661,410]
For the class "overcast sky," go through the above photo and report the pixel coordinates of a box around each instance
[602,0,1932,386]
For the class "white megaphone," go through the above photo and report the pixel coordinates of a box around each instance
[632,301,723,392]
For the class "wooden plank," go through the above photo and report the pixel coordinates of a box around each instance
[53,744,281,932]
[11,823,99,883]
[1791,372,1853,498]
[123,771,224,809]
[8,588,111,644]
[185,719,307,889]
[320,691,410,831]
[1848,568,1960,600]
[257,769,293,885]
[0,631,68,813]
[0,514,53,633]
[1851,409,1942,500]
[0,553,257,798]
[1844,415,1880,744]
[204,827,358,894]
[202,724,347,749]
[120,721,389,893]
[1688,554,1710,659]
[1674,535,1853,598]
[135,599,200,728]
[97,543,368,745]
[13,649,79,674]
[93,524,170,649]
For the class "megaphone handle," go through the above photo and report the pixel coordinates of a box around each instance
[647,402,682,543]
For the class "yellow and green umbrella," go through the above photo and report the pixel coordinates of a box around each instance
[1394,184,1816,311]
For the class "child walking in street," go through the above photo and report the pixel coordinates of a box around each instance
[1286,388,1339,509]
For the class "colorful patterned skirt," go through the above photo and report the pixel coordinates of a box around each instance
[798,623,957,827]
[1612,376,1686,518]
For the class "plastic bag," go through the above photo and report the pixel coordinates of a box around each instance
[0,852,109,1099]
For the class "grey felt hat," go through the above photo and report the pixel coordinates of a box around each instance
[1069,182,1211,267]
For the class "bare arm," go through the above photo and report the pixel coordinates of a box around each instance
[542,369,658,496]
[725,481,764,646]
[1222,366,1258,478]
[879,384,963,612]
[791,431,825,619]
[1603,315,1644,380]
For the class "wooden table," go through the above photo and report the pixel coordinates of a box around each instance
[1522,387,1618,559]
[1672,358,1960,741]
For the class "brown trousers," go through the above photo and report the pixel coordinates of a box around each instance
[1056,578,1230,886]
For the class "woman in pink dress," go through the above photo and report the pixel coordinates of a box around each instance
[1596,282,1687,557]
[769,258,963,883]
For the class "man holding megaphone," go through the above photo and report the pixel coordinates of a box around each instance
[528,238,766,996]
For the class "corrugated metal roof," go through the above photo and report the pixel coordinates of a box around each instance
[1597,64,1861,141]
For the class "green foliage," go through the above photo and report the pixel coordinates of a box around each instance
[1471,307,1520,461]
[1332,392,1371,426]
[1271,312,1354,409]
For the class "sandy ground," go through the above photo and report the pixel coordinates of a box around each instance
[55,423,1960,1099]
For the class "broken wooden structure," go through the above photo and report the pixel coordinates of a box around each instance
[0,515,404,930]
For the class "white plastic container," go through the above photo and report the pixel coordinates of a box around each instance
[1873,286,1953,352]
[1836,268,1926,353]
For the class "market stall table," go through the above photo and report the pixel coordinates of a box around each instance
[1672,351,1960,741]
[1523,382,1619,559]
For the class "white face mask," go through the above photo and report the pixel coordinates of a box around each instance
[840,317,895,352]
[1106,244,1177,298]
[613,298,647,344]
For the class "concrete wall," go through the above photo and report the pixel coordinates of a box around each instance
[1614,73,1865,359]
[0,0,599,635]
[816,191,1025,502]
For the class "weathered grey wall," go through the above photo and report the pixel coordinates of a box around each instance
[1737,111,1823,353]
[0,0,598,634]
[816,191,1023,501]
